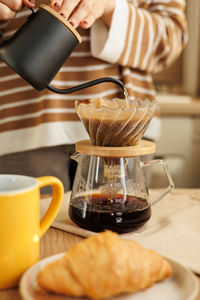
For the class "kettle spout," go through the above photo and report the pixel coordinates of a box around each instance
[47,77,125,94]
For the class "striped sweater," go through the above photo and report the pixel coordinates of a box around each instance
[0,0,188,156]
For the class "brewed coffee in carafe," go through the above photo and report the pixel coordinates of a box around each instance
[69,152,154,233]
[69,98,173,233]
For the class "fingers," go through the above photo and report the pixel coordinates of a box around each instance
[50,0,97,28]
[67,0,94,28]
[59,0,81,20]
[50,0,63,13]
[0,0,23,11]
[79,0,116,29]
[0,2,16,20]
[77,1,104,29]
[50,0,108,29]
[23,0,35,8]
[79,13,95,29]
[0,0,35,21]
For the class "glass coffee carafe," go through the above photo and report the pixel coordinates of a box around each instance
[69,140,174,233]
[69,97,174,233]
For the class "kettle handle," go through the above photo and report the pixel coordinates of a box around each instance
[142,159,174,206]
[47,77,125,94]
[0,7,35,44]
[0,31,6,44]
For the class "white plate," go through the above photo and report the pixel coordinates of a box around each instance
[19,253,199,300]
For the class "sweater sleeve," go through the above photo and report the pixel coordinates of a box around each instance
[90,0,188,73]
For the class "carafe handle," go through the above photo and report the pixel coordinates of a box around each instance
[142,159,174,206]
[71,152,80,163]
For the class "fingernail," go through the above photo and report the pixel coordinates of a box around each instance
[82,20,88,25]
[60,13,65,18]
[28,0,35,4]
[53,2,60,11]
[69,21,74,27]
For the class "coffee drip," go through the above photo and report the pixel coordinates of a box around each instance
[67,97,174,234]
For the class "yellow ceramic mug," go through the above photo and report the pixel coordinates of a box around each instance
[0,174,64,289]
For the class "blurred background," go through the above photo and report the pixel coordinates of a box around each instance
[151,0,200,188]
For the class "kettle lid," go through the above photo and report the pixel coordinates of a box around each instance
[40,4,82,44]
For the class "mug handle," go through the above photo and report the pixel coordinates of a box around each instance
[142,159,174,206]
[37,176,64,237]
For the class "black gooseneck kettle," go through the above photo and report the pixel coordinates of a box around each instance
[0,4,124,94]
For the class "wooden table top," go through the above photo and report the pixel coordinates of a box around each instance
[1,227,200,300]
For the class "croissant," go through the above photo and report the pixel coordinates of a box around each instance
[37,231,172,299]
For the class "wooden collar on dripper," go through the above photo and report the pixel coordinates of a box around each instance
[75,139,156,157]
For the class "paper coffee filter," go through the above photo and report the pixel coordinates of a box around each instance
[75,98,158,146]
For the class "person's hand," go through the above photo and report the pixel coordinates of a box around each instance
[50,0,116,29]
[0,0,35,21]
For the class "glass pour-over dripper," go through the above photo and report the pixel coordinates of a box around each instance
[75,97,158,195]
[75,97,158,146]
